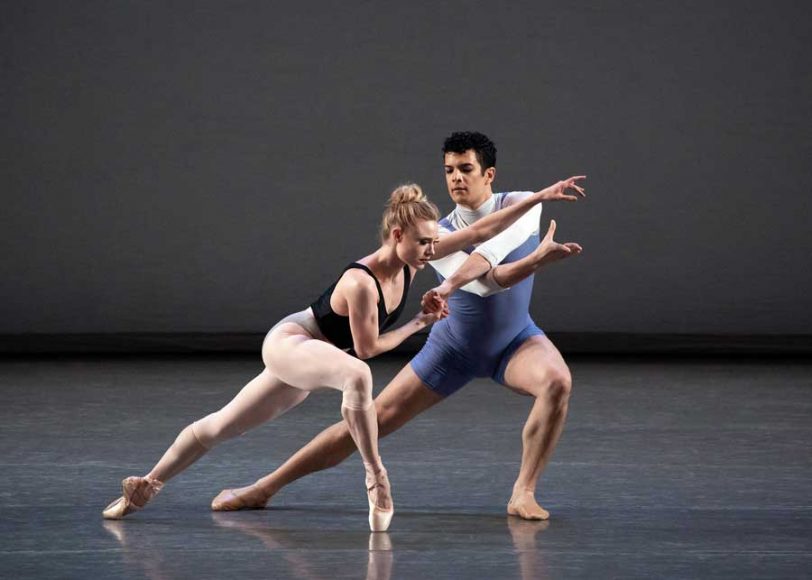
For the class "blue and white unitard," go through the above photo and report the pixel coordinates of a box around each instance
[410,192,544,397]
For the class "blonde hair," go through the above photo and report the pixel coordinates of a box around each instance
[379,184,440,242]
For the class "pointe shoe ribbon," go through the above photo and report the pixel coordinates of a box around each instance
[365,468,394,532]
[102,476,163,520]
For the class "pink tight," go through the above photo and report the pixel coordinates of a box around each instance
[146,312,383,485]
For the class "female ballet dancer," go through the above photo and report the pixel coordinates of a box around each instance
[102,183,549,531]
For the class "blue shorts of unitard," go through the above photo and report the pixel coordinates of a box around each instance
[409,322,544,398]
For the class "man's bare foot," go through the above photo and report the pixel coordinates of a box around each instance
[211,484,269,511]
[507,491,550,520]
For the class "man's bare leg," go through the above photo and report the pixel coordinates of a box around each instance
[502,335,572,520]
[212,364,443,510]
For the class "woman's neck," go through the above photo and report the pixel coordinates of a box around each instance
[361,244,404,281]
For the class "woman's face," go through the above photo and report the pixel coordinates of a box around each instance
[395,219,439,269]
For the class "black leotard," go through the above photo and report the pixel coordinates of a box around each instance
[310,263,411,350]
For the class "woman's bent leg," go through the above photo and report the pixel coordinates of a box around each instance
[262,324,393,530]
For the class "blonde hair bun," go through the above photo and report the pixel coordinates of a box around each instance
[388,184,426,206]
[380,183,440,241]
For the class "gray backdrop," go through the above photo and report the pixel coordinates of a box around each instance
[3,1,811,335]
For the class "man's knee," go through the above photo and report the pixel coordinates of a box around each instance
[547,365,572,403]
[521,364,572,404]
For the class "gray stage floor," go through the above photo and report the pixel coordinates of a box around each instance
[1,354,810,579]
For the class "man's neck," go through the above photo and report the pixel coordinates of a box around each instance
[455,192,496,226]
[457,190,493,211]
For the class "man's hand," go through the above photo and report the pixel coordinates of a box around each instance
[536,176,586,202]
[536,220,582,263]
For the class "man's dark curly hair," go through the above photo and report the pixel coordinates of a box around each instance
[442,131,497,173]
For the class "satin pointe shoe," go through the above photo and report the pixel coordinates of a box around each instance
[366,468,394,532]
[102,476,164,519]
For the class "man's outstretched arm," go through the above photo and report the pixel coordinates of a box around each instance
[491,219,582,287]
[472,176,585,269]
[427,177,586,301]
[423,220,583,309]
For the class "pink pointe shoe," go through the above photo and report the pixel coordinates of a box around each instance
[102,476,164,519]
[366,467,394,532]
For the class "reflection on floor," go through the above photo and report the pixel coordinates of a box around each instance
[1,354,810,579]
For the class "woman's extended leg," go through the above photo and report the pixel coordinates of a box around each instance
[102,368,308,519]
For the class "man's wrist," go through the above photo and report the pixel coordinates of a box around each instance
[447,277,463,291]
[535,249,552,267]
[536,187,551,202]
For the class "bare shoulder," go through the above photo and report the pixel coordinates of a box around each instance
[335,269,377,298]
[329,268,378,316]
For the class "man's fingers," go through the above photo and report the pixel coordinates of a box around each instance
[566,176,586,193]
[563,178,586,197]
[543,219,557,241]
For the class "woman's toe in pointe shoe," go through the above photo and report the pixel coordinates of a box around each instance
[102,476,163,519]
[366,470,394,532]
[368,503,394,532]
[102,496,129,520]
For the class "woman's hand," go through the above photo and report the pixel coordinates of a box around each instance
[416,292,449,326]
[421,282,454,313]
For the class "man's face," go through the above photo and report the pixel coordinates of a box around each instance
[443,150,495,208]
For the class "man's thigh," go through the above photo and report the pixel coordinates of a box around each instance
[374,363,445,436]
[501,334,570,397]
